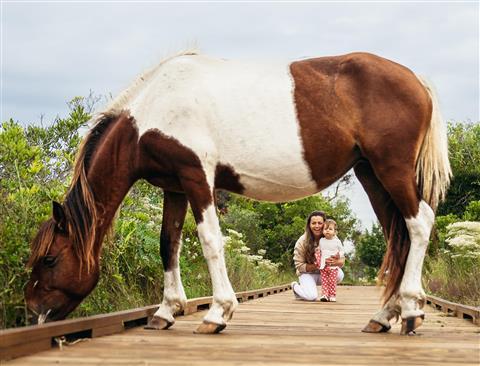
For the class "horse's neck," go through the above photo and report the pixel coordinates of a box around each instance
[86,114,139,235]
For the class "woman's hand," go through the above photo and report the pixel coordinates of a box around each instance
[305,263,318,272]
[325,252,345,267]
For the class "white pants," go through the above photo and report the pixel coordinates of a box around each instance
[293,269,344,301]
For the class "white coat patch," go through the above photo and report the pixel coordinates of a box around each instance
[119,54,317,201]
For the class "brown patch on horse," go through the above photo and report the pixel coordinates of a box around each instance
[138,130,213,223]
[289,55,361,190]
[214,163,244,194]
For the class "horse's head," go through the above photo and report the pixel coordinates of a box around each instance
[25,201,100,324]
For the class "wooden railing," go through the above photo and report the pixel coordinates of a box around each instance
[426,294,480,325]
[0,284,291,361]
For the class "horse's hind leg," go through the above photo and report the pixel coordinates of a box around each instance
[355,159,434,334]
[145,191,188,330]
[192,202,238,334]
[399,200,434,334]
[180,174,238,334]
[361,155,434,335]
[354,161,401,332]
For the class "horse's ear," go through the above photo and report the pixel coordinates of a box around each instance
[52,201,66,230]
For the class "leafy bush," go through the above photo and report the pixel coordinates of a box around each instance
[424,221,480,306]
[1,99,90,328]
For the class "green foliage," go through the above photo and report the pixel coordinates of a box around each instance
[424,222,480,306]
[463,200,480,221]
[221,194,360,270]
[424,121,480,306]
[437,122,480,217]
[1,99,91,328]
[356,223,386,269]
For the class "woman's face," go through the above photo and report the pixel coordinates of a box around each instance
[309,215,325,238]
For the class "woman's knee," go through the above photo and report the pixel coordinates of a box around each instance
[302,291,318,301]
[336,268,344,283]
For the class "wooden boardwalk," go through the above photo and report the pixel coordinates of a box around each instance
[5,286,480,365]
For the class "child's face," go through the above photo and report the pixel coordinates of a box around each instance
[323,225,336,239]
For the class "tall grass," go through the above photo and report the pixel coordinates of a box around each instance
[424,221,480,307]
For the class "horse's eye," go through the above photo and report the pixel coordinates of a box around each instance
[42,255,58,268]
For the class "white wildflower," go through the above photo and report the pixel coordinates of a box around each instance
[445,220,480,259]
[447,235,478,248]
[226,229,243,239]
[247,255,263,262]
[257,249,266,256]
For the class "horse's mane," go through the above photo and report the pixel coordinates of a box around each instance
[29,113,118,272]
[106,49,199,115]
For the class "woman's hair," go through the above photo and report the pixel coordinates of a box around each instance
[304,211,327,263]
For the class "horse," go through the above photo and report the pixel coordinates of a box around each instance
[25,51,451,335]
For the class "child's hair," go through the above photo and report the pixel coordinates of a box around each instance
[323,219,337,230]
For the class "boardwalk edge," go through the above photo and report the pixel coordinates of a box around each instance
[0,283,291,361]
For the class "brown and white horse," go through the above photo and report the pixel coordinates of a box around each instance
[25,52,451,335]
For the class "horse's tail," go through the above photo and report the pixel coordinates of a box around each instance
[378,76,451,303]
[415,76,452,211]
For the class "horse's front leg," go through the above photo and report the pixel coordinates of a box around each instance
[145,191,188,330]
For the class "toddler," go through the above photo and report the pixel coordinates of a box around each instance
[315,219,344,302]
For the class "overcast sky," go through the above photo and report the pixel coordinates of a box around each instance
[1,1,479,228]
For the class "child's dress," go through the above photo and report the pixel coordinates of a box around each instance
[315,237,344,300]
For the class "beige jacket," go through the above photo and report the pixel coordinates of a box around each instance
[293,234,319,276]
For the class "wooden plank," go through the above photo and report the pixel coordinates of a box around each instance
[0,338,51,361]
[91,323,124,338]
[7,286,479,366]
[5,286,479,365]
[0,305,158,348]
[1,283,291,361]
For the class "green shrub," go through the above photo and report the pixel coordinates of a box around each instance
[424,221,480,306]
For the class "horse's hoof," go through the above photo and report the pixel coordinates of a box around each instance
[144,316,173,330]
[400,314,424,335]
[361,320,391,333]
[194,321,226,334]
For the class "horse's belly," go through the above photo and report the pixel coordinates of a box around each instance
[238,173,319,202]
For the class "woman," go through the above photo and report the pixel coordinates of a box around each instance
[292,211,345,301]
